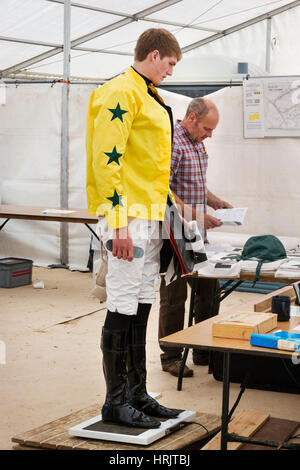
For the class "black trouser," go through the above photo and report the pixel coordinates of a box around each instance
[158,276,220,364]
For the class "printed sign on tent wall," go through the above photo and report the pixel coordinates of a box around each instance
[243,78,265,138]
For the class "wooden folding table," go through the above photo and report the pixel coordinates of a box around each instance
[176,273,300,391]
[0,204,98,235]
[0,204,99,267]
[160,314,300,450]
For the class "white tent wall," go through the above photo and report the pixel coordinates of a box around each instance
[0,83,96,268]
[0,84,191,270]
[0,84,62,265]
[271,6,300,75]
[159,88,192,121]
[196,86,300,244]
[1,83,300,267]
[160,87,300,246]
[67,84,97,268]
[2,2,300,81]
[168,5,300,82]
[172,20,268,81]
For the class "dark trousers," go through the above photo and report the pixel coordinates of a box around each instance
[158,276,220,364]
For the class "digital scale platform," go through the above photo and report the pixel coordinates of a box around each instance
[69,409,197,446]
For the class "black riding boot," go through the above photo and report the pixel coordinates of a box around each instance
[127,303,182,419]
[100,326,160,428]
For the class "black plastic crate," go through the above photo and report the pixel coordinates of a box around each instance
[0,258,33,288]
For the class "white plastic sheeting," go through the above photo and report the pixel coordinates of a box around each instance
[170,6,300,82]
[0,85,61,265]
[1,0,300,81]
[1,83,300,267]
[1,0,300,267]
[161,85,300,242]
[203,86,300,239]
[0,83,95,267]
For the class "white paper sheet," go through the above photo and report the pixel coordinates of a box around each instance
[290,306,300,317]
[213,207,248,225]
[42,209,76,214]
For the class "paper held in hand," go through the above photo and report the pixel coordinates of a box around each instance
[213,207,248,225]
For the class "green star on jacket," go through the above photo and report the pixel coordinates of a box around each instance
[107,189,123,208]
[104,146,123,165]
[108,103,128,122]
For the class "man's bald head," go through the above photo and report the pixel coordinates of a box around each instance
[184,97,219,122]
[181,97,219,143]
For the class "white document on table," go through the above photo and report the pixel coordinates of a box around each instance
[42,209,76,214]
[290,306,300,317]
[213,207,248,226]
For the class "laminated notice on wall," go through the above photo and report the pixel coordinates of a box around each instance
[243,79,265,138]
[264,79,300,137]
[243,76,300,138]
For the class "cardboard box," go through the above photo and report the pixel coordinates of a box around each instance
[212,311,277,340]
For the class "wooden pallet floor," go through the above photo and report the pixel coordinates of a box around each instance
[202,411,300,451]
[11,404,221,450]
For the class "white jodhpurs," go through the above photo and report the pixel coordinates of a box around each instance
[96,218,163,315]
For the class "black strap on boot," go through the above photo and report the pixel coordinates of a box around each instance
[127,304,182,419]
[100,324,160,429]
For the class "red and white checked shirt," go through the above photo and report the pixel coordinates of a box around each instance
[170,120,208,207]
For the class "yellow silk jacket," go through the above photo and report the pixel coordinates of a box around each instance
[86,67,172,229]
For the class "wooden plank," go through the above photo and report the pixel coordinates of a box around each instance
[288,424,300,447]
[254,285,295,312]
[240,417,299,450]
[201,411,269,450]
[11,406,221,451]
[25,427,69,448]
[57,436,120,451]
[40,430,116,450]
[12,444,44,450]
[12,404,99,445]
[144,412,221,451]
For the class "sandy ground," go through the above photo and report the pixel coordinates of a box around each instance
[1,267,299,450]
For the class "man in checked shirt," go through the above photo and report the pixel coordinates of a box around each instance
[159,97,233,377]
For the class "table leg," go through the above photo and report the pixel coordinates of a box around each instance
[177,278,196,391]
[219,280,243,302]
[84,223,100,241]
[221,351,231,450]
[0,218,10,231]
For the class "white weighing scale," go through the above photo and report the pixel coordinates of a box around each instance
[69,409,197,446]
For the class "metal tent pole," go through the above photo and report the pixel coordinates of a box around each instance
[265,17,272,73]
[60,0,71,267]
[182,0,300,53]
